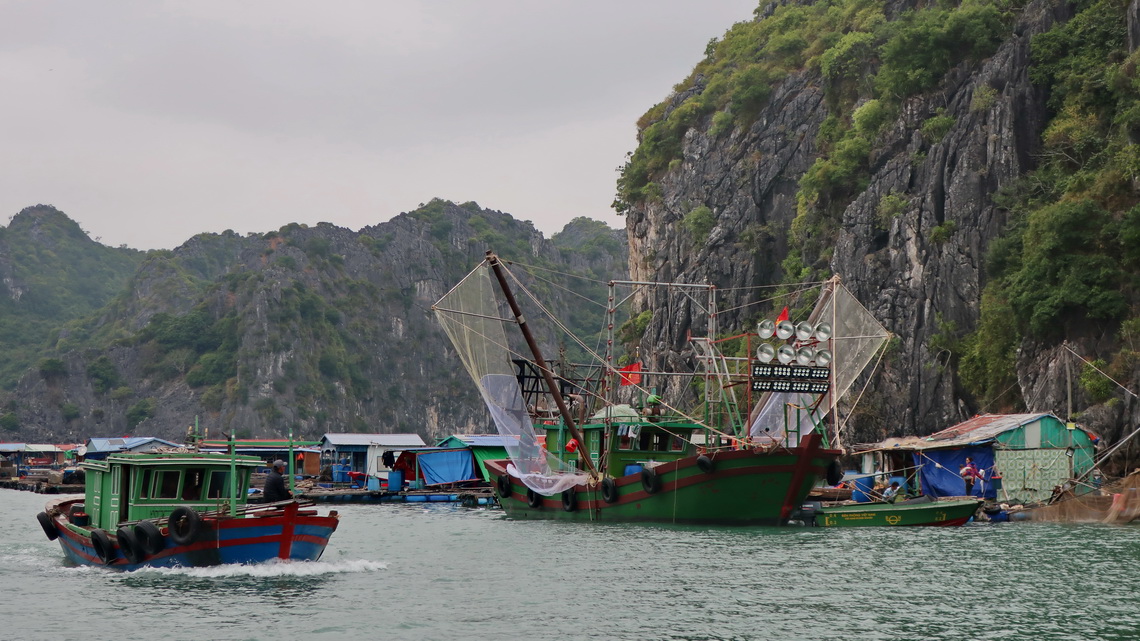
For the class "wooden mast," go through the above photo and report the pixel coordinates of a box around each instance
[485,251,598,475]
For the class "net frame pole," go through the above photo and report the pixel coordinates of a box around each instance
[486,251,598,475]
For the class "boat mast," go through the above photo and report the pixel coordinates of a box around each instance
[486,251,598,475]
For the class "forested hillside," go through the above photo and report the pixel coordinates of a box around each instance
[0,200,626,443]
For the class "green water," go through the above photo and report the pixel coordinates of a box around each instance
[4,488,1138,640]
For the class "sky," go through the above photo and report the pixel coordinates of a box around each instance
[0,1,758,250]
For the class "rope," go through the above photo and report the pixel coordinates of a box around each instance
[1062,343,1139,400]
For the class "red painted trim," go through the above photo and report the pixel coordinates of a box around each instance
[779,432,822,522]
[278,501,297,559]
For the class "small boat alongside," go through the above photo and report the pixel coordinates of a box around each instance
[810,496,983,527]
[36,448,339,569]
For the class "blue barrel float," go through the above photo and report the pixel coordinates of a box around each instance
[388,470,404,491]
[851,473,874,503]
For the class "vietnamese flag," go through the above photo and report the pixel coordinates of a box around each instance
[775,306,789,323]
[619,362,642,386]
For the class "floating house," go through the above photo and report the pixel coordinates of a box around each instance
[83,437,181,461]
[319,433,426,476]
[858,413,1098,503]
[435,434,511,482]
[389,447,483,490]
[0,443,65,468]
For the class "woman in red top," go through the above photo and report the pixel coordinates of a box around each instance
[960,457,980,496]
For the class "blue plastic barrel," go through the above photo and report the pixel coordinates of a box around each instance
[852,474,874,503]
[388,470,404,491]
[624,464,643,476]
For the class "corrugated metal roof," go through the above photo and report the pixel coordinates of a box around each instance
[873,413,1081,450]
[0,443,26,453]
[25,444,61,452]
[86,437,180,452]
[321,433,426,447]
[442,434,512,447]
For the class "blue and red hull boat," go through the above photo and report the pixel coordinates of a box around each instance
[45,497,338,570]
[36,448,340,570]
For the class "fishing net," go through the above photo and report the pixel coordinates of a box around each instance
[749,282,888,446]
[1029,472,1140,523]
[434,262,584,496]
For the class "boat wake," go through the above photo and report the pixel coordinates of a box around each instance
[125,558,387,578]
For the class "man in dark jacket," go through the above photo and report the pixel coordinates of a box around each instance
[264,459,292,503]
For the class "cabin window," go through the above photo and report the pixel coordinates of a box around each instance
[156,470,181,499]
[639,431,653,451]
[182,469,205,500]
[670,435,686,452]
[139,468,153,498]
[618,428,633,451]
[207,470,232,499]
[653,433,669,452]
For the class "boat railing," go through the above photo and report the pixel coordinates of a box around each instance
[117,498,320,528]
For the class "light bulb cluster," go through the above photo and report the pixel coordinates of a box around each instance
[750,316,832,393]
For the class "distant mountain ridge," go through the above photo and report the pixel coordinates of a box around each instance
[0,200,627,443]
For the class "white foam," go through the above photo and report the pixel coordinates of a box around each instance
[126,558,387,578]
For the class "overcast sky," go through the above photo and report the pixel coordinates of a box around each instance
[0,1,757,250]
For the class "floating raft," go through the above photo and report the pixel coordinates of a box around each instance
[297,488,497,506]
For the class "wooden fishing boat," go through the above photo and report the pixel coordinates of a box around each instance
[812,496,983,527]
[36,449,339,569]
[434,252,890,526]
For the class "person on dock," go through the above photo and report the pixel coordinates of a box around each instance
[264,460,293,503]
[961,457,980,496]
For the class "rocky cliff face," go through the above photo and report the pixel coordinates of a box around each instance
[4,202,626,444]
[621,0,1137,445]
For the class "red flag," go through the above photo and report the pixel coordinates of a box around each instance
[775,306,789,323]
[619,362,642,386]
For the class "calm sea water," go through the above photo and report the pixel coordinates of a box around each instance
[3,488,1139,641]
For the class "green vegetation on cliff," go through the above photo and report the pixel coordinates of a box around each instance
[614,0,1010,235]
[961,0,1140,409]
[0,206,145,388]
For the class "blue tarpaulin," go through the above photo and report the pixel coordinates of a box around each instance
[416,450,477,485]
[914,447,996,499]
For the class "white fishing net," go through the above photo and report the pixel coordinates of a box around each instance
[434,262,584,496]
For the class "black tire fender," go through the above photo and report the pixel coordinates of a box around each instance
[561,489,578,512]
[641,467,662,494]
[36,511,58,541]
[167,506,202,546]
[116,526,144,564]
[601,477,619,504]
[697,454,715,474]
[90,528,115,565]
[826,459,844,487]
[496,473,512,498]
[134,521,165,556]
[526,488,543,509]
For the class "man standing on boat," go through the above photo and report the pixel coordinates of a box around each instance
[264,460,293,503]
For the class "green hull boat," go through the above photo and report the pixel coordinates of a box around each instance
[435,254,889,527]
[814,497,983,527]
[487,436,838,525]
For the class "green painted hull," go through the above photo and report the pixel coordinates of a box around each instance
[488,444,839,526]
[816,498,982,527]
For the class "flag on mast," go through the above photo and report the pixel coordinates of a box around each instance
[619,362,642,386]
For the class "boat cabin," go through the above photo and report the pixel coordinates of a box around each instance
[81,452,263,531]
[542,414,700,475]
